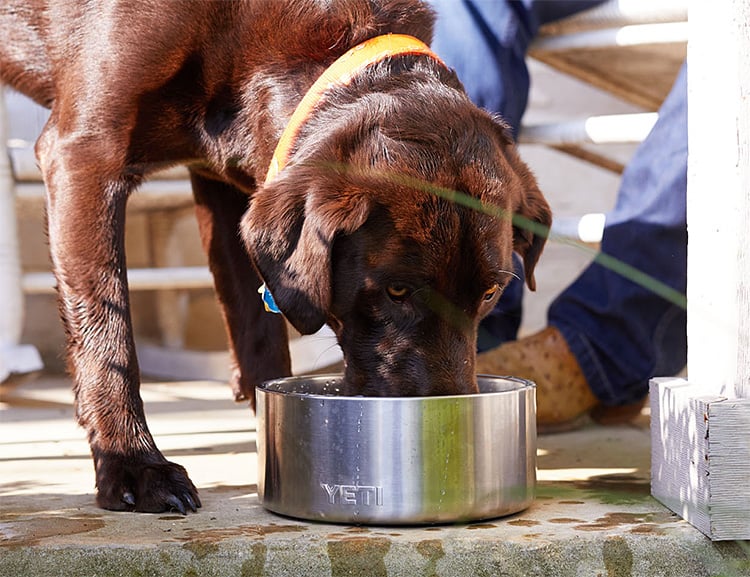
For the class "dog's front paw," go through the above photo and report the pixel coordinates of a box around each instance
[95,455,201,514]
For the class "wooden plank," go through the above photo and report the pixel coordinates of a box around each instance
[651,0,750,541]
[530,0,687,109]
[707,398,750,537]
[735,1,750,400]
[21,267,214,294]
[651,379,750,540]
[548,144,624,174]
[686,0,750,399]
[650,379,715,535]
[529,43,685,110]
[536,0,687,35]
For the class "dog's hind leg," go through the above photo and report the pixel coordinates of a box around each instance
[37,110,201,514]
[191,171,292,408]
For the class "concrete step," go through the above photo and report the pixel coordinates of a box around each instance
[1,375,748,577]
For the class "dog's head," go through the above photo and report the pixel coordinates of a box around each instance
[242,86,550,397]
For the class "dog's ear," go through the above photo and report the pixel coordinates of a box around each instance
[242,165,371,334]
[482,117,552,291]
[496,129,552,292]
[512,179,552,291]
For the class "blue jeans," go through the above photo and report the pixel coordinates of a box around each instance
[428,0,688,406]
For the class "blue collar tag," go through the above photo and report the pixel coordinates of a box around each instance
[258,283,281,314]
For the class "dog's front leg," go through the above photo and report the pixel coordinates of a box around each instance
[37,117,200,514]
[191,171,292,407]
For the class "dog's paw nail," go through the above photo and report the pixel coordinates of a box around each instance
[122,491,136,506]
[166,494,188,515]
[184,493,199,512]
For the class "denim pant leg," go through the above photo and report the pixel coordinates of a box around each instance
[549,63,688,406]
[428,0,606,350]
[428,0,534,135]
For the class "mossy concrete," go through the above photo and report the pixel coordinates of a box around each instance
[2,376,749,576]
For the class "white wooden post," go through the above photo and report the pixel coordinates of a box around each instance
[0,87,43,382]
[650,0,750,540]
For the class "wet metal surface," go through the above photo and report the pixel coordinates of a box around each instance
[256,375,535,525]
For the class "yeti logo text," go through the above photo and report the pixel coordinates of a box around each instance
[321,484,384,506]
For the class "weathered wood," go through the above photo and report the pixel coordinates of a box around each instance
[531,0,687,109]
[735,1,750,401]
[651,379,750,540]
[651,0,750,541]
[685,0,750,399]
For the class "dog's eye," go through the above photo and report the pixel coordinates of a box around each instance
[482,284,500,302]
[386,284,411,302]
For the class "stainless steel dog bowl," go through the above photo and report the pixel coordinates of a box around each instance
[255,375,536,525]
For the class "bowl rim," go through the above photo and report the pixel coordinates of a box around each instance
[256,373,536,402]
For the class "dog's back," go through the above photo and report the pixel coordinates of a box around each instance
[1,1,55,104]
[1,0,434,108]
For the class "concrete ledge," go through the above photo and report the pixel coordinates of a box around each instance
[2,376,748,577]
[3,487,748,577]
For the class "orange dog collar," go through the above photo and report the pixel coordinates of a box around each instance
[264,34,444,183]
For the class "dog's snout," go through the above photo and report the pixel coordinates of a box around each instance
[340,325,480,397]
[429,353,480,396]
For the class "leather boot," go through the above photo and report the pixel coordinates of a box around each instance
[475,326,598,432]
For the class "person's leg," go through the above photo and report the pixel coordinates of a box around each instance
[551,63,688,407]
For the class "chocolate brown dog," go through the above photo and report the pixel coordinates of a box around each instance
[0,0,551,514]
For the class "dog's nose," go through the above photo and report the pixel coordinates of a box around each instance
[426,357,479,396]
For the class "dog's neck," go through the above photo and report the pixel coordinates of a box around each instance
[264,34,444,184]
